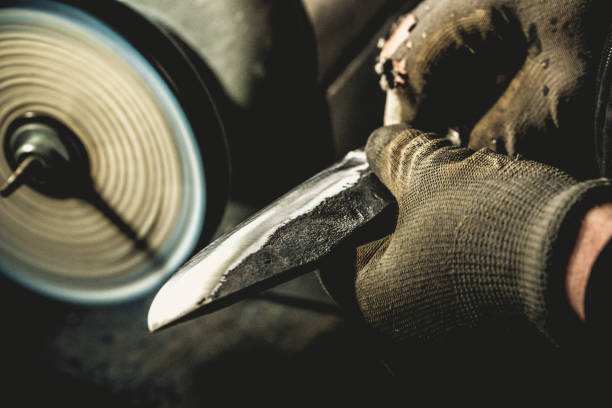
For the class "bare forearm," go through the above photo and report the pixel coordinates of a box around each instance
[566,203,612,321]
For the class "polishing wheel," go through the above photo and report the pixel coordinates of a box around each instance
[0,0,229,303]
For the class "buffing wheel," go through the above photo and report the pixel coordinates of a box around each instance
[0,0,229,303]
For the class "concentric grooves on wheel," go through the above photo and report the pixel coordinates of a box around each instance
[0,4,205,301]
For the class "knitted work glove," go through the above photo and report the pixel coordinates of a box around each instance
[320,124,612,345]
[377,0,608,179]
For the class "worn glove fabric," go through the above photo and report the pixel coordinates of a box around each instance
[377,0,608,179]
[321,124,612,345]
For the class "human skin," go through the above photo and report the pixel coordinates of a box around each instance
[566,203,612,321]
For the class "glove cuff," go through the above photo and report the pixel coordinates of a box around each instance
[534,179,612,343]
[453,169,612,344]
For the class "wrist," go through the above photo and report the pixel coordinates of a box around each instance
[566,203,612,322]
[516,178,612,341]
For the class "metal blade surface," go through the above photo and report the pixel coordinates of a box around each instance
[148,149,393,331]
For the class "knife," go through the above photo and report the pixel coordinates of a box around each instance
[147,149,395,331]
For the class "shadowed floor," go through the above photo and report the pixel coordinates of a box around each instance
[0,201,392,407]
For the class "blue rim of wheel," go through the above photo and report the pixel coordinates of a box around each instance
[0,0,229,303]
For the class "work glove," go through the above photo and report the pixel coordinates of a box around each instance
[320,124,612,346]
[377,0,608,179]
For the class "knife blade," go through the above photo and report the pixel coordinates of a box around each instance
[147,149,395,331]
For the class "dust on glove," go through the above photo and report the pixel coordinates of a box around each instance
[377,0,608,179]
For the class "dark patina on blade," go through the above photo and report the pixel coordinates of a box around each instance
[148,149,393,331]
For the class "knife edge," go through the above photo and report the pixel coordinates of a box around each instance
[148,149,393,331]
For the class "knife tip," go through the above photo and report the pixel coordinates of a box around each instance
[147,288,180,332]
[147,274,208,332]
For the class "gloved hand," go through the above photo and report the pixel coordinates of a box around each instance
[320,124,612,345]
[377,0,607,179]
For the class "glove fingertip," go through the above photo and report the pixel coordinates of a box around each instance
[366,124,413,165]
[366,124,431,193]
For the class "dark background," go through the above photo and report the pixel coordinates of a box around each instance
[2,0,608,406]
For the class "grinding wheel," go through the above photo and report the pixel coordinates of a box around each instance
[0,0,229,303]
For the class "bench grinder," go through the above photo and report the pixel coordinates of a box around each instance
[0,0,230,303]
